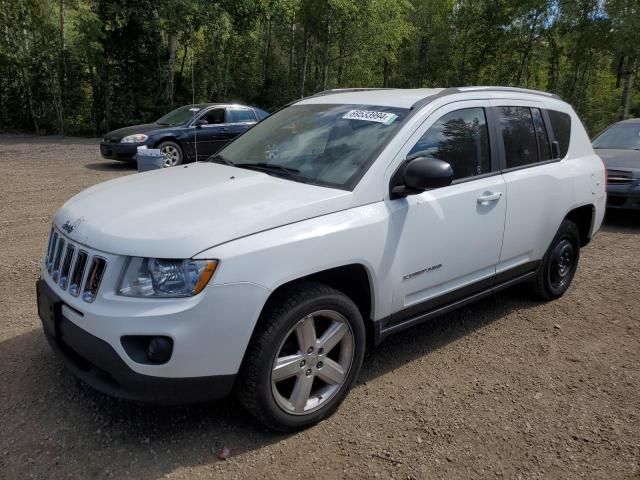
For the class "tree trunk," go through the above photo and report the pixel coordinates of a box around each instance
[322,22,331,90]
[55,0,65,135]
[289,14,296,80]
[621,57,637,120]
[166,33,177,104]
[300,32,309,98]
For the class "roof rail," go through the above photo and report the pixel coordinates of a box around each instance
[311,88,397,97]
[455,86,562,100]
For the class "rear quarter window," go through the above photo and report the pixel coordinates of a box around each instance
[547,110,571,158]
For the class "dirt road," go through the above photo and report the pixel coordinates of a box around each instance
[0,135,638,479]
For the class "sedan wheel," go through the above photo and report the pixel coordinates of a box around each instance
[158,141,183,167]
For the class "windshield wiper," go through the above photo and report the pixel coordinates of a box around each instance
[233,162,300,178]
[208,154,235,166]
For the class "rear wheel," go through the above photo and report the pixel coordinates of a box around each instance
[237,282,366,431]
[157,140,183,167]
[534,219,580,300]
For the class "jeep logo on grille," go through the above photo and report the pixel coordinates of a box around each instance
[62,221,75,234]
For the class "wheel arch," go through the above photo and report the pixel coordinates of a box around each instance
[254,263,376,348]
[564,204,595,247]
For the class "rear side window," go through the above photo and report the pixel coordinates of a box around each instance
[531,108,551,161]
[407,107,491,180]
[499,106,538,168]
[227,108,257,123]
[547,110,571,158]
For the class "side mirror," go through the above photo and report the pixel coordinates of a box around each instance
[391,156,454,199]
[194,119,208,127]
[551,140,561,159]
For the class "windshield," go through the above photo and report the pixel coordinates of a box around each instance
[156,104,208,126]
[593,123,640,150]
[213,104,408,189]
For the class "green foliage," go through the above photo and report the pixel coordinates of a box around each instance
[0,0,638,135]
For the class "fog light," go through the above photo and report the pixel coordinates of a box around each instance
[147,337,172,363]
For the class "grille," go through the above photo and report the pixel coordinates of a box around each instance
[44,227,107,303]
[607,169,633,185]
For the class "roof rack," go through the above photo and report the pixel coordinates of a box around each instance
[454,86,562,100]
[311,88,397,97]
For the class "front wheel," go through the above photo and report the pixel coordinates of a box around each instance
[237,282,366,431]
[533,219,581,300]
[157,140,183,167]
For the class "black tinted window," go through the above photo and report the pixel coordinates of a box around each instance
[531,108,551,161]
[547,110,571,158]
[408,107,490,180]
[228,108,256,123]
[499,107,538,168]
[202,108,224,124]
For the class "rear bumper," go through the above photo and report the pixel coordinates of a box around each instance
[99,142,140,161]
[607,181,640,210]
[38,279,236,404]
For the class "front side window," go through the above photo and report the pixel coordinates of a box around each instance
[593,122,640,151]
[227,108,257,123]
[202,108,225,125]
[214,104,408,189]
[547,110,572,158]
[408,107,490,180]
[499,106,539,168]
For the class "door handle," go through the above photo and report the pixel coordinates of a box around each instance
[219,127,228,132]
[477,192,502,204]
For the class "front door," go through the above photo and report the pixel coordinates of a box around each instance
[193,108,228,158]
[389,102,507,323]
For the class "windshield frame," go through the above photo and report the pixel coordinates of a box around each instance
[210,102,412,191]
[593,122,640,150]
[156,104,210,126]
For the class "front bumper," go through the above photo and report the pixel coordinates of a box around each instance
[99,142,141,161]
[607,181,640,210]
[38,279,235,404]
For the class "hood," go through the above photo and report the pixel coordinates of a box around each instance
[103,123,168,142]
[596,148,640,175]
[53,163,352,258]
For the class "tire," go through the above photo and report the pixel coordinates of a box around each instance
[533,219,581,300]
[157,140,183,167]
[236,281,366,432]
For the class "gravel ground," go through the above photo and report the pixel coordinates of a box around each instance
[0,134,639,480]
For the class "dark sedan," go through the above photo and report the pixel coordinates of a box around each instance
[593,118,640,210]
[100,104,269,166]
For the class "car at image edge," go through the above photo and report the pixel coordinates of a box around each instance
[37,86,606,431]
[593,118,640,210]
[100,103,269,166]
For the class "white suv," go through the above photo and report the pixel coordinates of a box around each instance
[37,87,606,431]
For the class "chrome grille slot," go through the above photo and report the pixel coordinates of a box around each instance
[69,251,88,297]
[44,227,108,302]
[607,169,633,184]
[51,238,66,282]
[82,257,107,303]
[47,232,58,273]
[59,244,76,290]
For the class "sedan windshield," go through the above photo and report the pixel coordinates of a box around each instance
[593,123,640,150]
[213,104,408,189]
[156,104,208,126]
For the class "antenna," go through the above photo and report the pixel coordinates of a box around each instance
[191,52,198,162]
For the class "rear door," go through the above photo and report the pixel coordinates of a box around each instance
[224,107,258,143]
[388,101,507,324]
[490,100,574,280]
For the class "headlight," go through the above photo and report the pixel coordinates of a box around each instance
[121,134,148,143]
[118,258,218,298]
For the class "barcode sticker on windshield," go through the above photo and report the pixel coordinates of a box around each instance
[342,110,398,125]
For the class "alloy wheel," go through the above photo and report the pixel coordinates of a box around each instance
[271,310,355,415]
[160,145,181,166]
